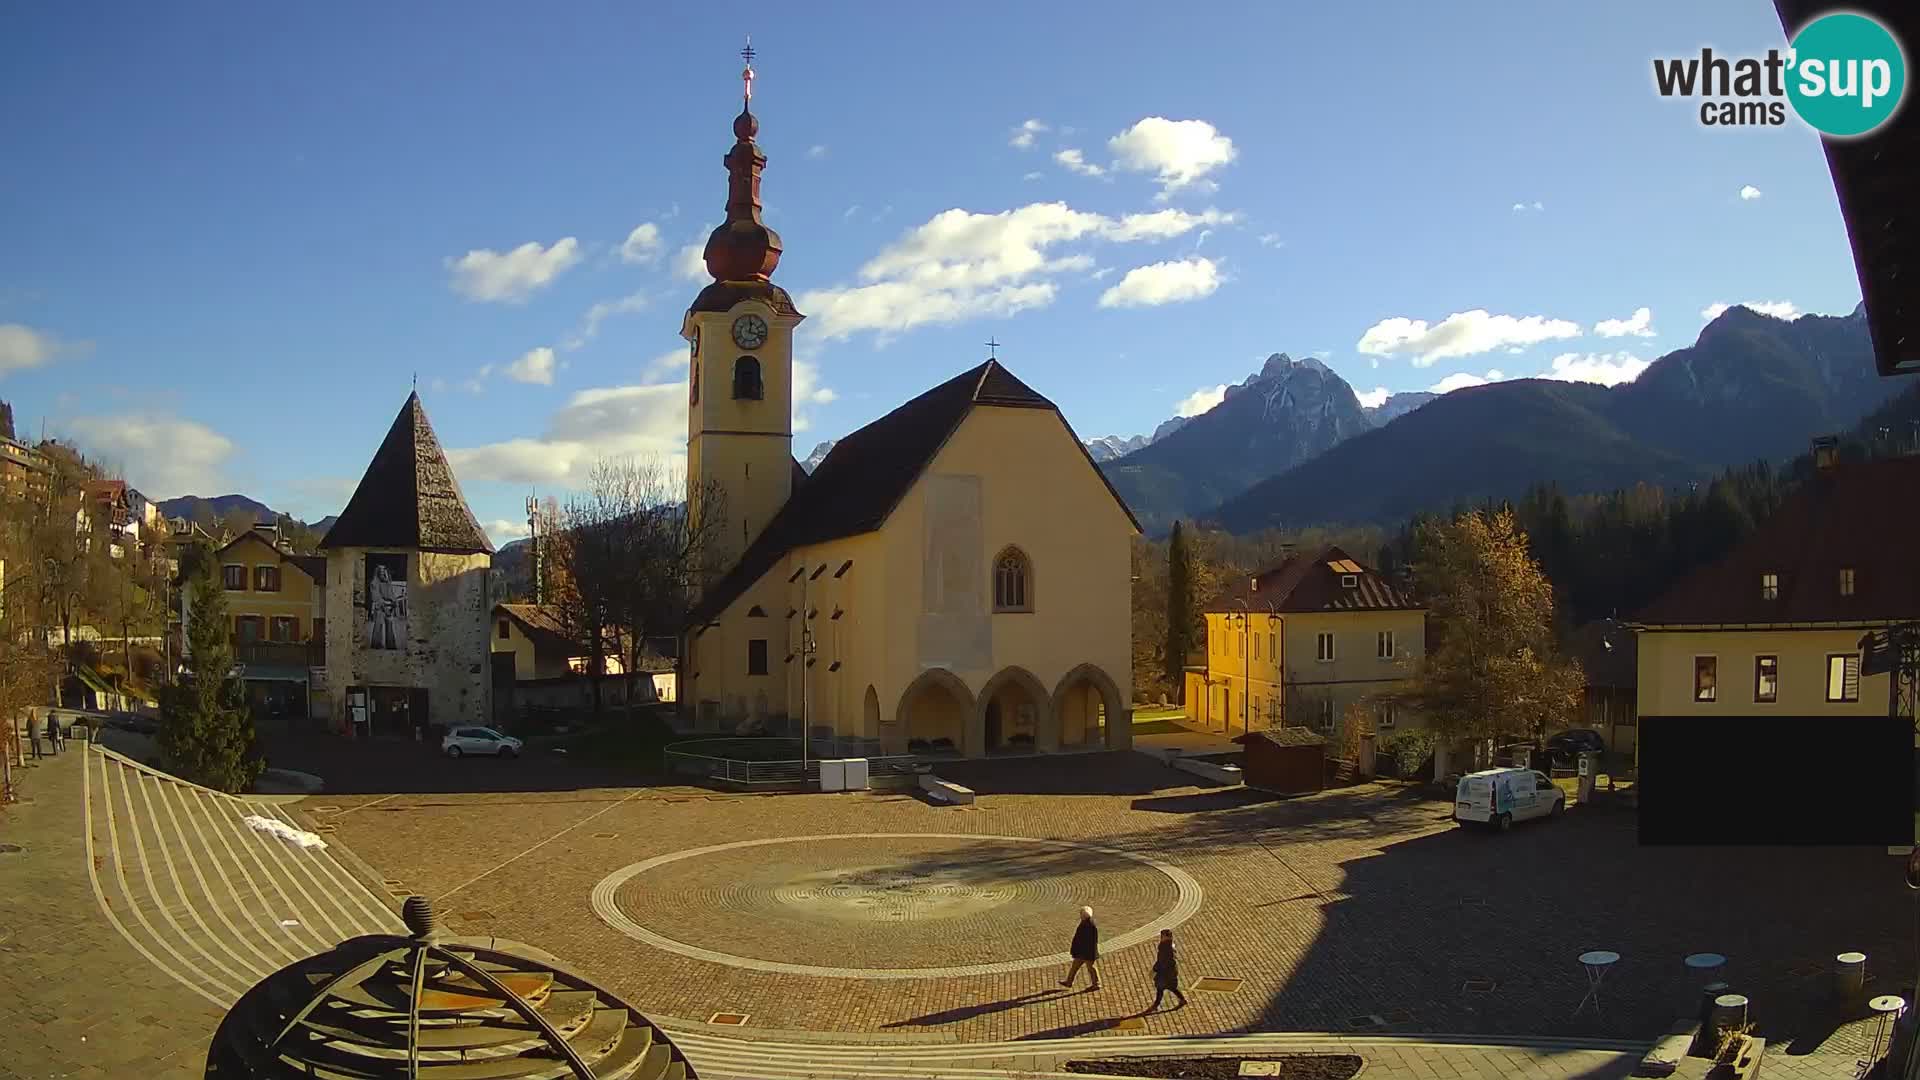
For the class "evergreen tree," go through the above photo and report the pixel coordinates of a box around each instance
[1164,520,1191,702]
[158,559,262,793]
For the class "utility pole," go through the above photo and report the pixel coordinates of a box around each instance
[1233,596,1251,738]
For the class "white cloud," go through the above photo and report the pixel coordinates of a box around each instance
[0,323,88,377]
[1702,300,1800,321]
[1593,306,1655,338]
[673,244,708,283]
[1022,171,1043,181]
[1739,185,1762,200]
[1054,148,1105,177]
[1511,201,1545,213]
[1257,233,1283,248]
[446,237,582,302]
[486,519,533,545]
[1010,119,1049,149]
[563,291,650,350]
[1357,309,1582,365]
[1541,351,1650,387]
[1175,384,1229,418]
[1108,117,1236,197]
[646,348,690,377]
[1090,267,1114,281]
[1429,370,1505,393]
[59,413,235,499]
[1098,257,1222,309]
[503,347,557,386]
[619,223,662,264]
[843,205,862,220]
[807,144,828,159]
[796,201,1233,341]
[1354,386,1392,409]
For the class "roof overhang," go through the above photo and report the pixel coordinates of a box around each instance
[1629,620,1902,632]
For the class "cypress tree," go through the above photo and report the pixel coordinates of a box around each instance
[158,559,263,793]
[1164,521,1191,702]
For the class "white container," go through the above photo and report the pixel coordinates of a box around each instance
[841,758,870,791]
[817,758,846,792]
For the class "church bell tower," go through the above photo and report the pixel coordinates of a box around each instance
[682,40,805,576]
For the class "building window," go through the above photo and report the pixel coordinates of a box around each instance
[1268,631,1276,659]
[1753,655,1778,703]
[1760,572,1779,600]
[1317,698,1335,729]
[1316,632,1335,662]
[1376,700,1398,728]
[732,356,763,400]
[1377,630,1395,659]
[235,616,263,643]
[498,619,510,639]
[992,547,1032,612]
[747,638,768,676]
[1839,568,1856,596]
[1693,656,1717,702]
[1252,635,1261,661]
[270,617,298,643]
[1827,653,1861,702]
[222,564,246,591]
[254,565,281,592]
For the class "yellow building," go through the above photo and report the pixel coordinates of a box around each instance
[1633,452,1917,731]
[1188,546,1425,737]
[201,524,327,720]
[679,67,1139,757]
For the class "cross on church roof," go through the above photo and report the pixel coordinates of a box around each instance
[741,36,755,101]
[985,337,1001,359]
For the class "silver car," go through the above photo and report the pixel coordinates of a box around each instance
[440,726,522,759]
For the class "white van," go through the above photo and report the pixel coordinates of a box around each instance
[1454,767,1565,831]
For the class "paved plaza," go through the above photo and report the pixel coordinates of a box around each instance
[0,742,1909,1079]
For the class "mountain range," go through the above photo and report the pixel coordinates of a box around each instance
[154,494,336,538]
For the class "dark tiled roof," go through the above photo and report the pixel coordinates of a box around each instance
[688,280,800,317]
[689,359,1141,626]
[1207,545,1420,614]
[1235,726,1327,748]
[496,602,577,655]
[1775,1,1920,376]
[321,393,493,555]
[1635,455,1920,625]
[289,555,326,586]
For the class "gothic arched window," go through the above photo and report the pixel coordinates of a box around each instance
[992,546,1032,613]
[732,356,763,400]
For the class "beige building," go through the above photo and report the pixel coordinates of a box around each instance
[1188,547,1425,737]
[1633,452,1918,735]
[319,393,493,738]
[201,524,327,721]
[679,71,1139,758]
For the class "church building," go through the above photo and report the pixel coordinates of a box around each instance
[681,53,1140,757]
[319,393,495,739]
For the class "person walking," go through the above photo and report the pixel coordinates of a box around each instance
[1060,906,1101,990]
[28,714,44,759]
[45,715,60,753]
[1149,929,1188,1011]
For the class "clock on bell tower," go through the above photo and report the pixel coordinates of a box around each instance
[682,43,805,577]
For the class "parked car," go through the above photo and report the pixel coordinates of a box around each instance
[441,726,522,759]
[1453,767,1565,831]
[1544,728,1607,765]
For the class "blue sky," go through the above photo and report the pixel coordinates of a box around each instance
[0,1,1869,543]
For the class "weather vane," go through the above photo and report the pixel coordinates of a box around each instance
[741,36,755,103]
[985,337,1001,359]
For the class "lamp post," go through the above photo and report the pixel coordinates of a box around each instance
[1231,599,1251,738]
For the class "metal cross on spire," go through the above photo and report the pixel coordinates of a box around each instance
[985,337,1001,359]
[741,36,756,103]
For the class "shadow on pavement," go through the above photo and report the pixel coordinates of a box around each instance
[883,988,1077,1027]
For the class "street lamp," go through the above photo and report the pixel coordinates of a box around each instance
[1231,598,1251,738]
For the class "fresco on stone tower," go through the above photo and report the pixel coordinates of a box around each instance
[365,553,409,651]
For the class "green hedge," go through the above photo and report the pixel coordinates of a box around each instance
[1379,729,1437,779]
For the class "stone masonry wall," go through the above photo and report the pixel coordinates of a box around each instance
[325,547,492,732]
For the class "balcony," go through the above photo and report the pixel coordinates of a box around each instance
[233,640,325,675]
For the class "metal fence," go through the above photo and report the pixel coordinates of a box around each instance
[662,737,923,789]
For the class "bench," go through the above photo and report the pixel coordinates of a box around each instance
[919,775,975,805]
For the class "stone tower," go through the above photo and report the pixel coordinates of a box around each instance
[680,44,806,576]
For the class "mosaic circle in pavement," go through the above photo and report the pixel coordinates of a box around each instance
[590,833,1204,978]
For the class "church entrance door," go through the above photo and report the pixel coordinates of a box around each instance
[984,701,1003,753]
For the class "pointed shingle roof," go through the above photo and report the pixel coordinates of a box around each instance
[320,393,493,554]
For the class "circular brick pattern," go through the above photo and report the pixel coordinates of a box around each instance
[591,833,1204,979]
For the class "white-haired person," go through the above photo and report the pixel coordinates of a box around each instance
[1060,906,1101,990]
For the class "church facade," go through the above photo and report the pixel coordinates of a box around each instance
[680,58,1139,757]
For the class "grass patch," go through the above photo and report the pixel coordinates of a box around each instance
[534,708,678,772]
[1133,707,1186,722]
[1130,719,1188,736]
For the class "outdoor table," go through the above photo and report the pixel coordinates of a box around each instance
[1685,952,1726,977]
[1576,950,1620,1016]
[1866,995,1906,1068]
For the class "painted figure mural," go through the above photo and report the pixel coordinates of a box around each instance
[365,553,408,650]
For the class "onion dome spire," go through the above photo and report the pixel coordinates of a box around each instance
[704,37,784,283]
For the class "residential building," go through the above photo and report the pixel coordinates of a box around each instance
[1188,546,1425,737]
[1566,618,1637,754]
[679,68,1138,757]
[0,435,49,495]
[193,523,327,721]
[1632,448,1919,734]
[490,603,677,721]
[320,393,493,739]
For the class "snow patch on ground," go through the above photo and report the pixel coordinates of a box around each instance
[244,814,327,850]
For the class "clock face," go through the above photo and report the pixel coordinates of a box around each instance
[732,314,769,350]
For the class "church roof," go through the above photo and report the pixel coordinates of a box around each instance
[688,358,1139,626]
[320,392,493,555]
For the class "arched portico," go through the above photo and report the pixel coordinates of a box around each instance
[1052,663,1130,750]
[895,667,974,757]
[974,666,1051,755]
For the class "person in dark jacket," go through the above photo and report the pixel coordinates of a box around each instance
[1149,928,1187,1011]
[28,715,43,759]
[46,715,62,752]
[1060,906,1101,990]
